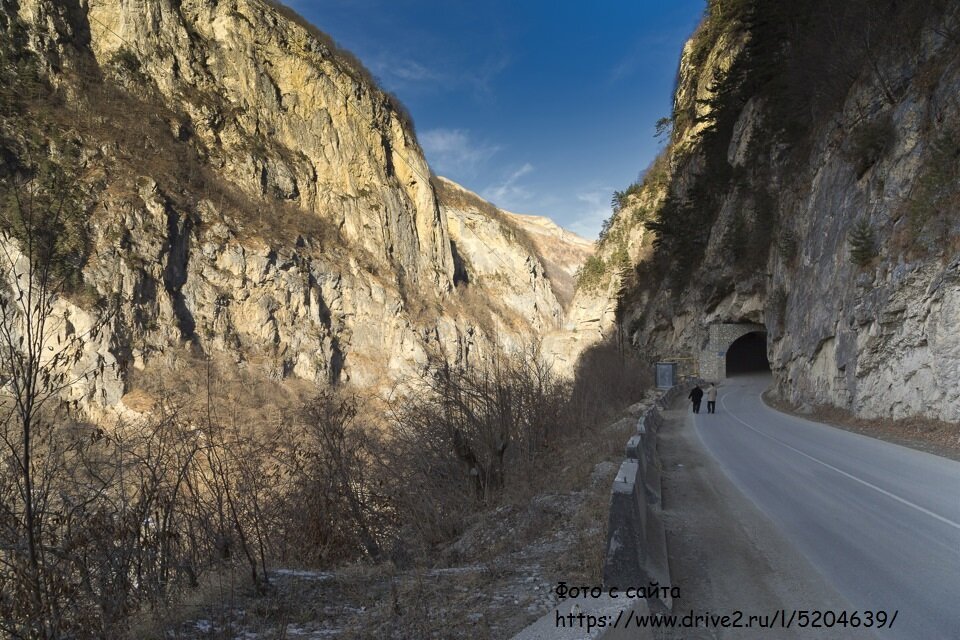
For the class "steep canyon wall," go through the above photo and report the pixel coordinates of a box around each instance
[570,0,960,421]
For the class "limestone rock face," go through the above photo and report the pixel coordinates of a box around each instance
[434,177,576,335]
[673,27,747,155]
[430,178,596,373]
[733,15,960,421]
[612,4,960,422]
[82,0,453,290]
[502,209,594,307]
[543,285,619,375]
[0,0,588,417]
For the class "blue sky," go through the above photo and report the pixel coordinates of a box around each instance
[286,0,706,239]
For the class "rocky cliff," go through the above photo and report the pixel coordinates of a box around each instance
[571,0,960,422]
[0,0,589,417]
[501,209,594,309]
[431,177,554,335]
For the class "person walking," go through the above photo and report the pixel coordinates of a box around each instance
[688,385,704,414]
[706,383,718,414]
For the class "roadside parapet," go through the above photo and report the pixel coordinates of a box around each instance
[511,381,698,639]
[602,379,698,613]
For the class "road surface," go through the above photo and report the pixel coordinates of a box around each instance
[691,373,960,639]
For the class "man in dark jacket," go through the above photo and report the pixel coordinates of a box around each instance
[688,385,704,414]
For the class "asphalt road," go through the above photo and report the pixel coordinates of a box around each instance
[693,373,960,640]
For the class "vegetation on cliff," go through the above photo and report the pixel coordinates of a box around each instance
[588,0,959,312]
[579,0,960,423]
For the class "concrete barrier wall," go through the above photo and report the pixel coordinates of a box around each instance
[603,379,699,613]
[511,381,699,640]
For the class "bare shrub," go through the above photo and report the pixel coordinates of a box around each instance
[568,339,651,429]
[0,164,283,633]
[274,389,391,566]
[0,154,120,637]
[382,342,581,549]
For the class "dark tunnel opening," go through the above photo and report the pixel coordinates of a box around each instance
[725,331,770,376]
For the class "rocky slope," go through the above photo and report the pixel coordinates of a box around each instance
[0,0,588,417]
[429,176,599,374]
[432,176,576,338]
[571,0,960,422]
[501,209,594,308]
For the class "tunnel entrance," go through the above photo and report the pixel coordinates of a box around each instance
[725,331,770,376]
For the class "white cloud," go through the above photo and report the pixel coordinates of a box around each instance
[608,55,639,83]
[370,50,509,99]
[484,163,534,206]
[467,51,511,97]
[567,188,614,240]
[372,57,444,85]
[420,128,501,177]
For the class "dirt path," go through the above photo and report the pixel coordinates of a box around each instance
[654,400,879,640]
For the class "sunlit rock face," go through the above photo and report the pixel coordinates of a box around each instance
[1,0,591,417]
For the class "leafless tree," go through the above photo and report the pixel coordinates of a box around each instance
[381,341,574,549]
[0,157,97,638]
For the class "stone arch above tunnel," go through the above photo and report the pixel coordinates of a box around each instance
[699,323,766,381]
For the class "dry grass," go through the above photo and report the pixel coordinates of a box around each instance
[452,278,533,336]
[126,349,315,425]
[126,566,255,640]
[543,417,635,586]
